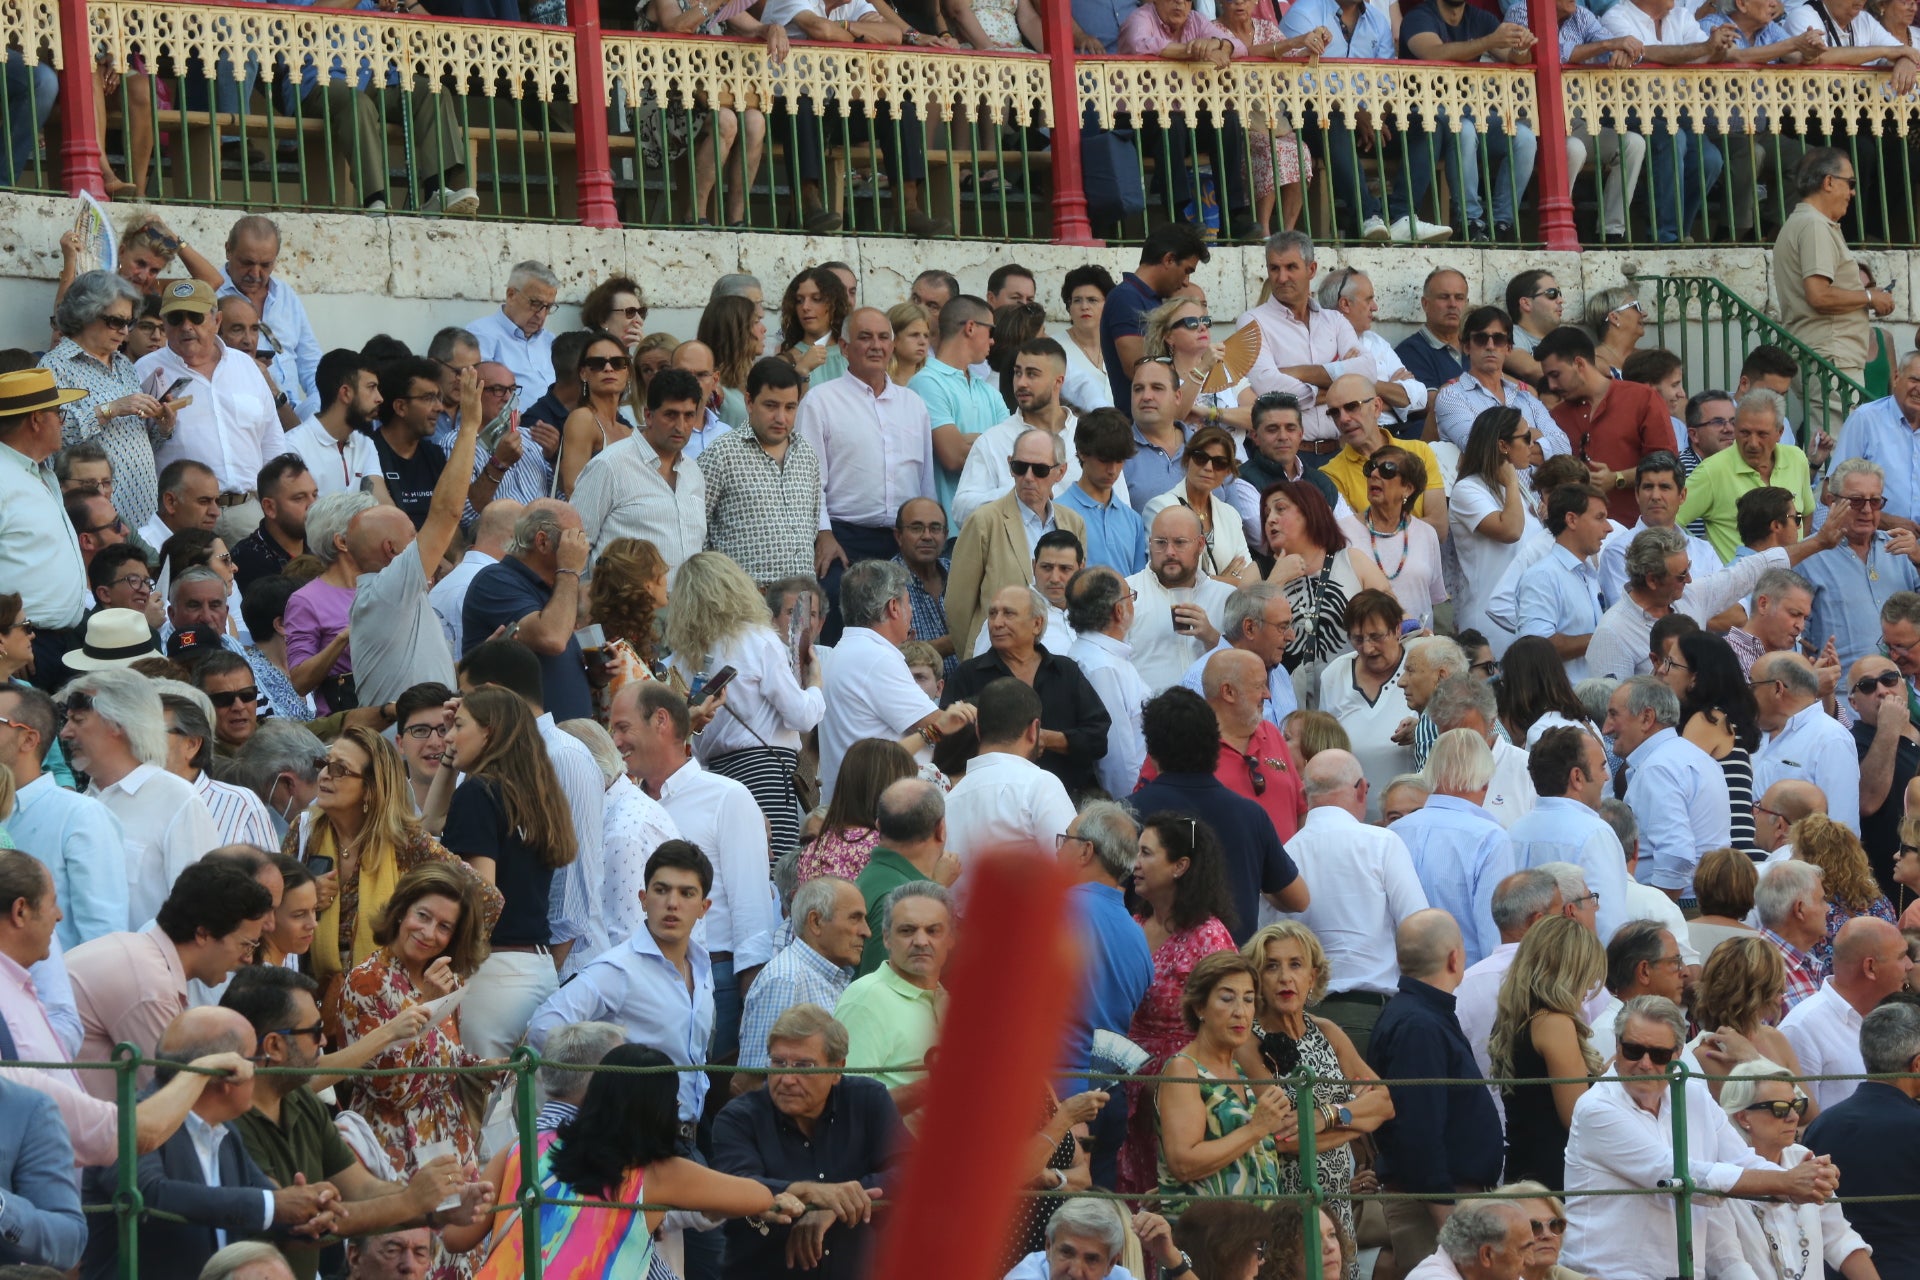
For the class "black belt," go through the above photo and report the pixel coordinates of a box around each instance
[710,951,733,963]
[216,490,256,508]
[1321,989,1392,1006]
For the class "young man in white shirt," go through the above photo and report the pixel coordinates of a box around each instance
[942,674,1077,879]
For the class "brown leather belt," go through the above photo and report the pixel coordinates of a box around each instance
[1302,440,1342,455]
[216,490,257,508]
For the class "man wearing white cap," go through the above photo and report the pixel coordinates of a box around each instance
[0,367,92,691]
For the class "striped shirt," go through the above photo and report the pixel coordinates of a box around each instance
[192,771,279,850]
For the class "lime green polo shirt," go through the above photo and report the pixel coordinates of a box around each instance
[1674,443,1816,564]
[835,961,944,1088]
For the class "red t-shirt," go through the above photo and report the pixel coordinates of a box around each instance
[1143,720,1308,844]
[1549,378,1678,525]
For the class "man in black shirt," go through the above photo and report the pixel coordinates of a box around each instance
[231,455,315,590]
[373,358,452,528]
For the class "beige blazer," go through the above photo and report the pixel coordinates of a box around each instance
[945,488,1087,657]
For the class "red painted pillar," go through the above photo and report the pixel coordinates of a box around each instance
[57,0,107,199]
[1528,8,1580,251]
[1041,1,1100,245]
[570,0,619,229]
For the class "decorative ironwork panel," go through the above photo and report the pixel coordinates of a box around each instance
[7,0,62,66]
[1565,66,1920,138]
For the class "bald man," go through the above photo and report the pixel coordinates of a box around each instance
[1317,372,1449,542]
[1755,778,1827,862]
[431,498,522,657]
[1125,505,1235,693]
[1781,917,1915,1110]
[1752,651,1861,832]
[671,339,733,461]
[1204,647,1307,842]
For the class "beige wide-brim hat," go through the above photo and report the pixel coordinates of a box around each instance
[62,609,162,671]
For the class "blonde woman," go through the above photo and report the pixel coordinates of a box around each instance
[1686,935,1816,1115]
[1281,709,1350,765]
[1143,294,1254,435]
[1488,915,1606,1188]
[662,552,824,857]
[887,301,932,386]
[1497,1181,1592,1280]
[1794,812,1898,973]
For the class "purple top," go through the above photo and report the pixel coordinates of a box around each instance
[284,578,355,713]
[1117,3,1246,54]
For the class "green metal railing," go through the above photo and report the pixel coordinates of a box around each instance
[41,1046,1920,1280]
[1645,273,1871,449]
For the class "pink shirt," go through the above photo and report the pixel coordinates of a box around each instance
[284,577,356,711]
[0,953,123,1165]
[1117,4,1244,53]
[68,925,187,1099]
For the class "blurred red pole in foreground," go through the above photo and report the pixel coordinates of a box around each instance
[874,849,1081,1280]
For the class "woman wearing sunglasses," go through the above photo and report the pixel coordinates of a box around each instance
[1450,406,1543,653]
[556,329,637,498]
[1145,425,1255,583]
[1895,815,1920,928]
[1337,444,1446,630]
[1583,286,1647,380]
[1719,1061,1874,1280]
[1495,1181,1585,1280]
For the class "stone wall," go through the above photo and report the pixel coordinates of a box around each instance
[1,193,1912,355]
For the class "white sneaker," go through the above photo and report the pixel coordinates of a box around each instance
[429,185,480,216]
[1362,214,1390,241]
[1388,215,1452,244]
[364,198,388,216]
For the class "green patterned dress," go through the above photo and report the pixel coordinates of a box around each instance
[1154,1051,1281,1213]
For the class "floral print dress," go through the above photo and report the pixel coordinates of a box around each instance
[342,948,500,1280]
[796,825,881,882]
[1117,915,1237,1194]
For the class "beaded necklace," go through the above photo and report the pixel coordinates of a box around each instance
[1748,1202,1812,1280]
[1364,510,1410,581]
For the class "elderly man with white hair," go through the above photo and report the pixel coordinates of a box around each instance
[54,670,220,926]
[1751,651,1862,832]
[1003,1199,1186,1280]
[1402,1202,1533,1280]
[1561,995,1840,1280]
[1426,675,1537,827]
[1284,748,1429,1055]
[468,260,560,401]
[1603,674,1731,908]
[1395,633,1469,769]
[1387,728,1515,966]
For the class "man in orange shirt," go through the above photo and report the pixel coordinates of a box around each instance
[1536,326,1678,525]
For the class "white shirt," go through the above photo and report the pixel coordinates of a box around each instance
[1484,737,1539,829]
[653,757,777,969]
[600,774,681,945]
[190,771,278,851]
[1587,545,1790,680]
[1448,474,1543,650]
[92,763,222,927]
[467,308,557,403]
[538,713,611,971]
[138,341,284,495]
[1317,653,1415,820]
[1508,796,1633,941]
[1123,570,1235,693]
[1274,805,1427,994]
[1059,338,1114,414]
[1753,700,1863,833]
[1783,0,1902,51]
[572,433,707,576]
[1004,1253,1137,1280]
[1602,0,1709,45]
[798,371,937,530]
[818,627,936,803]
[1724,1144,1873,1280]
[182,1110,276,1247]
[284,416,382,498]
[430,549,499,657]
[949,411,1094,531]
[1358,328,1429,431]
[1779,978,1866,1111]
[1598,520,1724,608]
[0,441,89,629]
[1401,1249,1471,1280]
[1623,876,1702,964]
[943,751,1077,874]
[762,0,879,36]
[1562,1076,1782,1280]
[1456,941,1521,1084]
[671,626,824,759]
[1070,631,1150,798]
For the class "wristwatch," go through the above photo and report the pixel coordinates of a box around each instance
[1164,1251,1194,1278]
[1335,1104,1352,1127]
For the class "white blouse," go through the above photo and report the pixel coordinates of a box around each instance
[1724,1144,1870,1280]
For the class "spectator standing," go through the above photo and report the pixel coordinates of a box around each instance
[1099,225,1211,412]
[461,502,592,719]
[1396,270,1472,395]
[0,369,92,688]
[735,878,868,1076]
[1508,727,1631,942]
[1058,409,1147,576]
[1319,376,1449,544]
[1803,1001,1920,1275]
[285,351,388,502]
[1755,859,1831,1012]
[945,593,1109,799]
[851,778,958,977]
[910,296,1008,513]
[1676,392,1817,563]
[892,497,954,669]
[1236,232,1373,450]
[1321,268,1430,439]
[947,429,1089,656]
[1200,647,1307,843]
[941,676,1079,871]
[1604,675,1732,905]
[429,500,518,659]
[1751,652,1862,830]
[572,368,708,577]
[1850,653,1920,894]
[1775,148,1891,433]
[697,358,821,585]
[1832,350,1920,526]
[1803,459,1920,668]
[216,217,320,418]
[1596,452,1724,608]
[1781,915,1912,1111]
[1317,591,1417,812]
[1537,328,1680,526]
[1449,407,1545,653]
[1599,2,1736,241]
[1389,729,1516,965]
[834,881,953,1117]
[1515,483,1612,683]
[1068,567,1151,798]
[230,457,314,591]
[950,339,1084,532]
[1433,304,1565,456]
[0,1072,84,1271]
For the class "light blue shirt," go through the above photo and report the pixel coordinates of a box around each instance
[1800,535,1920,670]
[5,776,128,951]
[1282,0,1396,58]
[1123,422,1191,515]
[737,938,851,1072]
[1507,796,1632,942]
[1072,0,1142,51]
[1833,396,1920,522]
[1432,375,1568,457]
[908,357,1008,515]
[526,925,714,1123]
[1509,0,1614,61]
[1058,483,1147,575]
[215,272,322,418]
[1623,727,1732,896]
[1388,794,1514,966]
[1516,544,1607,683]
[1753,700,1863,833]
[681,409,733,462]
[467,308,558,404]
[1180,637,1299,729]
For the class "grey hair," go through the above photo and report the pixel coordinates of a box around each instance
[1718,1058,1803,1117]
[1302,749,1365,799]
[1616,993,1688,1048]
[841,307,892,344]
[58,669,167,765]
[1624,526,1689,588]
[1264,229,1316,266]
[1584,285,1639,339]
[234,719,327,802]
[507,504,566,558]
[1405,634,1467,677]
[169,565,225,605]
[1795,146,1853,198]
[1537,861,1592,907]
[773,848,802,917]
[1316,266,1368,311]
[536,1021,625,1103]
[55,269,143,337]
[1575,677,1619,726]
[1883,590,1920,630]
[1425,726,1495,795]
[1385,772,1431,796]
[1754,567,1813,607]
[305,491,376,566]
[1620,673,1682,728]
[710,273,763,302]
[1860,1001,1920,1074]
[1223,581,1286,641]
[1045,1198,1126,1258]
[1761,653,1821,699]
[1598,797,1639,856]
[225,213,281,249]
[155,678,215,730]
[840,559,910,629]
[768,1003,851,1062]
[1075,798,1139,882]
[558,718,622,788]
[875,777,944,845]
[1013,426,1067,467]
[1828,456,1886,495]
[1065,566,1128,635]
[1735,388,1787,432]
[1438,1203,1523,1267]
[1427,674,1499,735]
[427,326,481,364]
[1014,585,1051,621]
[1754,859,1823,929]
[880,879,952,936]
[1491,867,1561,934]
[790,875,855,939]
[199,1240,292,1280]
[507,260,560,291]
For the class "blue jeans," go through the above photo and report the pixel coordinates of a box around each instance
[1387,112,1535,227]
[1645,118,1722,243]
[1,51,56,187]
[709,954,742,1065]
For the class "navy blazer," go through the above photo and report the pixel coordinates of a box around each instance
[82,1114,277,1280]
[0,1078,86,1270]
[1805,1081,1920,1280]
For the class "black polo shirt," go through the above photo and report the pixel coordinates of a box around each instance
[231,524,304,592]
[942,644,1112,799]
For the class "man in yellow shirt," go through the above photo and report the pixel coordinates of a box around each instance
[1318,372,1449,542]
[1675,389,1816,564]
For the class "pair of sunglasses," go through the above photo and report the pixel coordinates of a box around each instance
[1362,459,1403,480]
